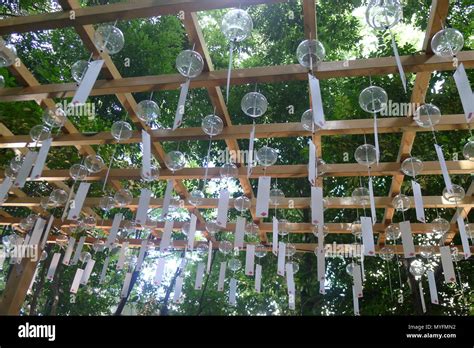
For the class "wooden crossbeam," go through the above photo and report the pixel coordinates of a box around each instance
[1,52,472,103]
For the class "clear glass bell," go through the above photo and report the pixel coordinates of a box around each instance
[4,166,17,180]
[296,39,326,69]
[71,60,89,83]
[345,262,354,275]
[84,154,105,173]
[99,196,115,211]
[354,143,377,166]
[136,100,160,123]
[312,224,329,239]
[114,189,133,207]
[442,184,465,203]
[269,188,285,205]
[141,166,160,182]
[234,195,251,212]
[288,260,299,274]
[80,251,92,264]
[188,189,204,207]
[350,220,362,238]
[245,222,260,237]
[256,146,278,167]
[69,163,88,181]
[111,121,132,141]
[164,151,186,172]
[9,157,23,172]
[278,219,289,236]
[205,220,220,236]
[241,92,268,118]
[255,243,267,258]
[93,24,125,55]
[466,223,474,239]
[451,246,463,262]
[49,189,68,206]
[419,245,435,259]
[201,114,224,136]
[392,193,410,211]
[286,243,296,257]
[40,196,52,210]
[359,86,388,113]
[365,0,402,30]
[221,9,253,42]
[462,137,474,161]
[351,187,370,205]
[431,28,464,58]
[401,157,423,177]
[409,259,426,278]
[228,257,242,271]
[0,75,4,88]
[0,42,17,68]
[219,162,238,179]
[19,218,33,231]
[432,217,450,236]
[30,125,51,142]
[385,223,401,240]
[176,49,204,78]
[413,104,441,128]
[218,240,233,255]
[301,109,320,131]
[379,246,395,261]
[42,107,67,128]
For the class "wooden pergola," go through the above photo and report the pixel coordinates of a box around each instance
[0,0,472,314]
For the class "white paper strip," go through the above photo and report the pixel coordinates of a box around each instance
[99,256,110,284]
[173,79,190,130]
[319,278,326,295]
[72,59,105,105]
[117,242,129,270]
[67,182,90,220]
[390,32,407,93]
[218,261,227,292]
[121,272,133,298]
[400,221,416,258]
[234,216,245,249]
[310,186,324,230]
[105,213,122,248]
[40,215,54,249]
[286,263,296,310]
[187,214,197,250]
[352,285,360,316]
[427,270,439,305]
[62,237,76,266]
[229,278,237,306]
[256,176,271,217]
[173,275,184,303]
[194,262,206,290]
[368,178,376,224]
[153,258,166,286]
[277,242,286,276]
[361,216,375,256]
[30,138,52,180]
[434,144,453,192]
[70,235,86,266]
[28,217,45,247]
[255,264,262,293]
[216,188,230,227]
[160,179,174,218]
[457,216,472,259]
[135,239,148,271]
[272,216,278,256]
[439,246,456,284]
[317,245,325,282]
[247,123,255,177]
[70,268,84,294]
[308,141,316,185]
[80,259,95,285]
[206,241,212,274]
[0,176,12,204]
[353,263,363,298]
[46,253,61,281]
[453,63,474,122]
[245,244,255,276]
[141,130,151,180]
[135,188,152,225]
[308,73,325,128]
[419,282,426,313]
[14,151,37,188]
[159,220,173,252]
[412,180,425,223]
[374,116,380,164]
[28,267,39,293]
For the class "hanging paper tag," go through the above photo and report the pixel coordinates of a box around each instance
[46,253,61,281]
[308,141,316,185]
[352,285,360,316]
[70,235,86,266]
[141,130,151,178]
[136,188,152,225]
[161,179,174,218]
[308,73,325,128]
[72,60,105,105]
[187,214,197,250]
[121,272,133,298]
[311,186,324,230]
[216,188,230,227]
[14,151,37,188]
[390,31,407,93]
[245,244,255,276]
[0,176,12,204]
[28,267,39,293]
[234,216,245,249]
[353,263,363,298]
[360,251,366,282]
[173,275,184,303]
[80,258,95,285]
[61,186,75,221]
[453,63,474,122]
[30,138,52,180]
[218,261,226,291]
[319,278,326,295]
[317,245,325,283]
[206,241,212,274]
[62,237,76,266]
[135,239,148,271]
[67,182,91,220]
[368,178,376,224]
[419,282,426,313]
[434,144,453,192]
[277,242,286,276]
[286,262,296,310]
[361,216,375,256]
[412,181,425,223]
[70,268,84,294]
[399,221,416,258]
[106,213,122,248]
[28,217,45,247]
[117,242,129,270]
[225,41,234,103]
[256,176,271,217]
[427,270,439,305]
[272,216,278,256]
[457,216,472,259]
[247,123,255,177]
[99,256,110,284]
[255,264,262,293]
[229,278,237,306]
[153,258,166,286]
[439,246,456,284]
[40,215,54,249]
[194,262,206,290]
[160,220,173,252]
[173,79,190,130]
